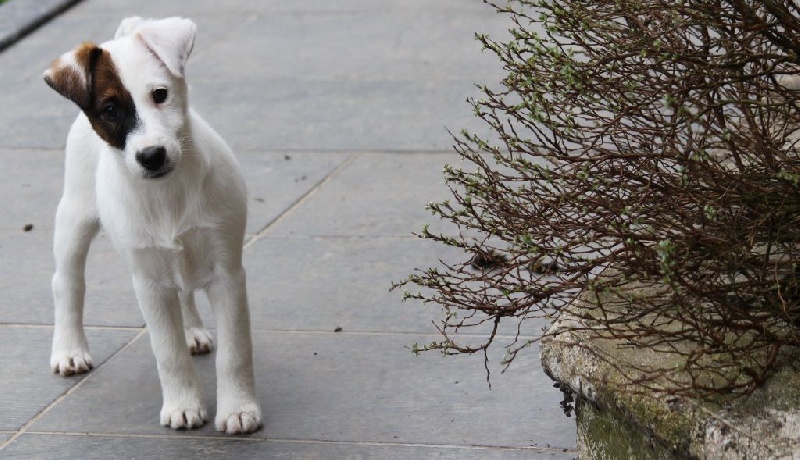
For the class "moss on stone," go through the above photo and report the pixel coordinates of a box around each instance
[542,296,800,458]
[577,398,678,460]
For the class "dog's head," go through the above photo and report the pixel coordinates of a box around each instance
[43,17,196,180]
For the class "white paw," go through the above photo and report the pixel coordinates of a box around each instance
[50,349,93,376]
[185,327,213,355]
[160,405,207,430]
[215,405,262,434]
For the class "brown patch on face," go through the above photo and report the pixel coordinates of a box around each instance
[44,43,138,150]
[84,48,138,150]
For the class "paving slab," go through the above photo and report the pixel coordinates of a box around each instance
[0,325,138,431]
[30,330,576,450]
[3,433,575,459]
[0,0,79,52]
[187,9,507,83]
[265,152,461,237]
[0,11,111,83]
[190,79,495,153]
[77,0,499,15]
[0,8,255,82]
[0,231,141,326]
[0,231,54,322]
[243,236,464,334]
[235,235,551,337]
[0,149,348,325]
[0,95,60,149]
[0,1,504,152]
[0,148,346,236]
[239,151,350,236]
[0,12,263,150]
[0,149,62,232]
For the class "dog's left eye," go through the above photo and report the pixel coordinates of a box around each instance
[152,88,168,104]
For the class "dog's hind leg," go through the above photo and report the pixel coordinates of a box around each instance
[50,197,100,376]
[180,290,213,355]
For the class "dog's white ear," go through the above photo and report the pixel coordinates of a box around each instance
[115,16,144,39]
[136,17,196,78]
[43,42,101,109]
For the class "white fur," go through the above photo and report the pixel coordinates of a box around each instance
[48,17,262,434]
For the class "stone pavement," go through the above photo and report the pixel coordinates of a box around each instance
[0,0,577,457]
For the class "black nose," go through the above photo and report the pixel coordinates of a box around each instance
[136,146,166,172]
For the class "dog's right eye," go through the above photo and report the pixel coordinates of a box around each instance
[102,103,119,121]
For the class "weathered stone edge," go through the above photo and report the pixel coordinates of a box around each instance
[0,0,83,53]
[539,311,787,459]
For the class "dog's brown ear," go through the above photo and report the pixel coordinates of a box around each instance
[136,17,196,78]
[43,42,101,109]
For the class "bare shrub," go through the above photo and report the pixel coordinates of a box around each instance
[394,0,800,395]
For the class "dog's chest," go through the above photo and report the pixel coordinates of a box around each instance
[125,228,217,291]
[97,159,217,246]
[96,176,221,290]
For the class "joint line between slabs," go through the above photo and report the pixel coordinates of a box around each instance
[235,148,456,155]
[270,438,577,454]
[250,234,420,240]
[244,152,360,250]
[0,329,147,452]
[0,323,144,331]
[256,328,538,341]
[19,431,576,453]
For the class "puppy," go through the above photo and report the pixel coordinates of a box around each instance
[43,17,262,434]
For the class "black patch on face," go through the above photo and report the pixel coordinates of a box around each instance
[84,48,139,151]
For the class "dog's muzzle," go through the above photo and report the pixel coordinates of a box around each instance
[136,146,173,178]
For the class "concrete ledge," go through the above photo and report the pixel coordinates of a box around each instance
[0,0,82,53]
[541,302,800,458]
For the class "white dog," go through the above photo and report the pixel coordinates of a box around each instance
[43,17,262,434]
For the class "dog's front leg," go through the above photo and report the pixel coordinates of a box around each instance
[51,197,100,376]
[206,267,262,434]
[132,274,207,429]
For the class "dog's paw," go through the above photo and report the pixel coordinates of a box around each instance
[215,406,262,435]
[160,405,207,430]
[50,349,93,376]
[185,327,213,355]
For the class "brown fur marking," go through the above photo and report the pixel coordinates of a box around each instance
[44,42,99,109]
[85,47,138,150]
[44,43,138,150]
